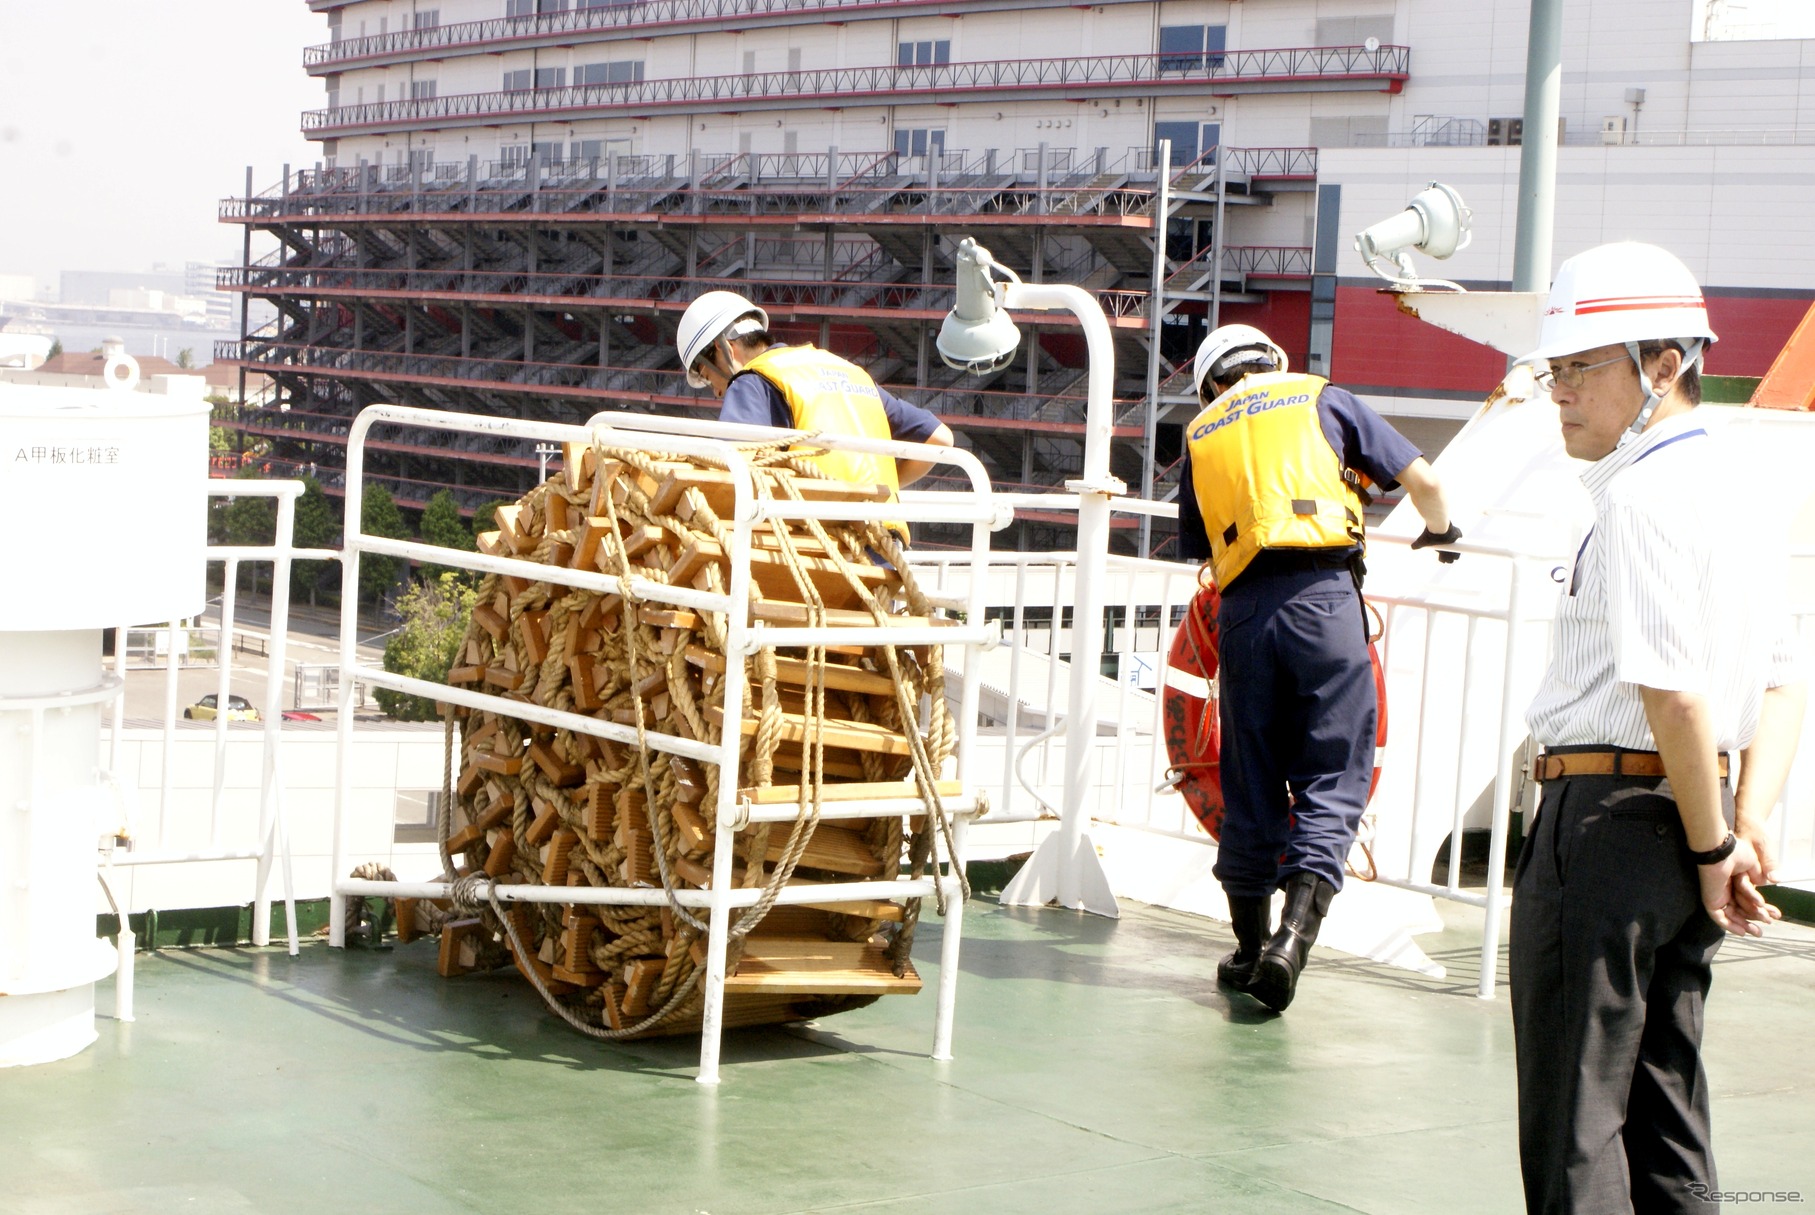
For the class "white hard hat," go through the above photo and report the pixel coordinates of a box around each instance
[1530,241,1717,361]
[1192,323,1288,397]
[677,290,769,388]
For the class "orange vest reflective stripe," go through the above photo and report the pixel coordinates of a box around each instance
[1185,371,1364,588]
[735,344,906,537]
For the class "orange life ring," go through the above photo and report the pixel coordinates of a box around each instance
[1163,580,1388,843]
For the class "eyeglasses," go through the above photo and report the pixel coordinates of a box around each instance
[1536,354,1629,392]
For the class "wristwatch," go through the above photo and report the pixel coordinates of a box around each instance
[1688,831,1737,866]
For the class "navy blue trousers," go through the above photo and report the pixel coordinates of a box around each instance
[1211,559,1375,898]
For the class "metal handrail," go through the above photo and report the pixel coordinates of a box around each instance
[301,46,1410,133]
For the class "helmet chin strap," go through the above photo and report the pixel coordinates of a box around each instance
[1615,338,1704,449]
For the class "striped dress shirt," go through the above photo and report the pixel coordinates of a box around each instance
[1527,410,1802,751]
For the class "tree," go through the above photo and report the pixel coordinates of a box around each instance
[176,347,194,369]
[220,470,278,596]
[375,574,477,721]
[419,488,474,580]
[46,338,62,362]
[359,485,410,609]
[291,477,342,605]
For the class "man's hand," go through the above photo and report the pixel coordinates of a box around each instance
[1411,523,1463,563]
[1698,835,1783,936]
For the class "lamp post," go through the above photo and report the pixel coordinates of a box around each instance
[937,238,1121,916]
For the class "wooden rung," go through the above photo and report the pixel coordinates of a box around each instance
[670,758,705,806]
[521,609,551,666]
[543,829,578,886]
[566,652,602,712]
[472,751,523,775]
[765,748,880,781]
[685,645,898,696]
[671,855,712,887]
[742,779,961,805]
[671,469,891,522]
[475,794,512,832]
[742,906,833,937]
[475,530,504,556]
[482,832,516,878]
[466,716,500,747]
[761,822,884,877]
[619,523,667,561]
[472,603,508,640]
[664,534,724,587]
[446,823,485,855]
[528,741,584,787]
[436,918,486,977]
[571,516,612,571]
[456,763,485,797]
[563,441,593,493]
[584,782,615,841]
[527,799,560,846]
[706,706,911,757]
[747,548,889,610]
[724,938,921,996]
[618,828,654,886]
[394,897,422,944]
[669,801,709,852]
[448,664,486,687]
[746,601,948,630]
[481,666,523,692]
[792,899,906,922]
[494,503,533,554]
[551,964,608,988]
[620,957,663,1017]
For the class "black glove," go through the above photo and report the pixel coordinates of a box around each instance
[1411,524,1463,563]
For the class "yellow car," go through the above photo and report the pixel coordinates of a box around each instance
[184,693,261,722]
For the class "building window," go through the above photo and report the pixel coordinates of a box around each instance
[411,79,437,100]
[532,139,565,164]
[393,790,443,843]
[500,144,531,166]
[413,9,440,29]
[535,66,567,89]
[893,127,946,157]
[503,68,532,91]
[1153,120,1220,166]
[577,60,644,85]
[896,40,951,67]
[1158,24,1227,72]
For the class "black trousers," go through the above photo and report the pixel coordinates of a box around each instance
[1509,766,1727,1214]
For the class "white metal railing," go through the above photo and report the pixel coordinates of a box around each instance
[331,404,999,1084]
[102,480,339,1015]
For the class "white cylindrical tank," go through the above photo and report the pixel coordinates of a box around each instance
[0,357,206,1067]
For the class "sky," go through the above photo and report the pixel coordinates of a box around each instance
[0,3,325,294]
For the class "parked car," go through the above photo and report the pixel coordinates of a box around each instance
[281,710,322,723]
[184,693,260,722]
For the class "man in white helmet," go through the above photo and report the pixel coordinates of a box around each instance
[1176,322,1458,1013]
[1513,241,1805,1213]
[675,290,953,500]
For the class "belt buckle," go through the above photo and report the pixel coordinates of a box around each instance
[1533,753,1561,782]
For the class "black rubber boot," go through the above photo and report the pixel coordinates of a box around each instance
[1216,896,1273,991]
[1250,872,1337,1012]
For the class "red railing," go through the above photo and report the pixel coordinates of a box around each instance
[301,46,1409,134]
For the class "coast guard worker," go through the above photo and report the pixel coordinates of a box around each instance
[1513,241,1806,1215]
[675,291,954,505]
[1176,323,1457,1012]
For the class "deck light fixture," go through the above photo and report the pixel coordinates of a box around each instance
[936,237,1023,375]
[1354,180,1472,290]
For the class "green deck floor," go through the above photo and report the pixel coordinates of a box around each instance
[4,897,1813,1214]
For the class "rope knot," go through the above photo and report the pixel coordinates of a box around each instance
[449,871,490,916]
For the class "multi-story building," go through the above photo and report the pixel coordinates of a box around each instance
[217,0,1815,550]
